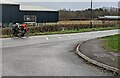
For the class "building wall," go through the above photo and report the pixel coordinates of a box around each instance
[2,4,20,26]
[20,11,59,23]
[0,4,2,26]
[2,4,59,27]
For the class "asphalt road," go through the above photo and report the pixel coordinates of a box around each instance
[2,29,119,76]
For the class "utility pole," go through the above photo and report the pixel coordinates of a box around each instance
[90,0,93,28]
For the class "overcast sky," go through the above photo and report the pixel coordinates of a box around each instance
[11,0,119,2]
[10,0,119,10]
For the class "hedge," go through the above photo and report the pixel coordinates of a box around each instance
[2,24,118,35]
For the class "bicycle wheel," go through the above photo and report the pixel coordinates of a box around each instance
[25,31,29,38]
[17,30,23,38]
[24,29,29,38]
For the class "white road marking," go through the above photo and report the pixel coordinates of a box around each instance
[68,36,71,37]
[58,36,61,38]
[45,37,49,40]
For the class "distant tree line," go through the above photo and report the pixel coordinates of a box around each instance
[59,7,118,20]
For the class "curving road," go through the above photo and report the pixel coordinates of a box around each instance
[2,29,119,76]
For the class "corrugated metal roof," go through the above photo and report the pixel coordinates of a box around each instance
[20,5,57,11]
[0,0,19,4]
[99,16,120,19]
[0,0,57,11]
[104,16,120,18]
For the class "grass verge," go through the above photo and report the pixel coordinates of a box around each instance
[29,26,119,36]
[100,34,120,52]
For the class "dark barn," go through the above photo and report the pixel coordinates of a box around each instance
[0,0,59,27]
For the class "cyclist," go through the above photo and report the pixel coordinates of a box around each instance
[12,23,20,37]
[11,23,27,37]
[20,23,27,37]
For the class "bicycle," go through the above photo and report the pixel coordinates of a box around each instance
[9,25,29,38]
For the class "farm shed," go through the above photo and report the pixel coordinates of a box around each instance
[0,0,59,27]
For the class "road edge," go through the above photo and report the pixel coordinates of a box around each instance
[76,40,120,75]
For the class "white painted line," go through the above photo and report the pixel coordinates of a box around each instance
[45,37,49,40]
[68,36,71,37]
[58,36,61,38]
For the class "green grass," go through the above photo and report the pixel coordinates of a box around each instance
[29,26,119,36]
[101,34,120,52]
